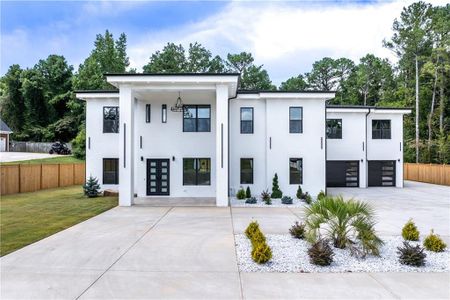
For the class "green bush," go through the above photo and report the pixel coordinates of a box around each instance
[236,188,246,200]
[245,197,257,204]
[402,219,420,241]
[245,221,260,239]
[281,196,293,204]
[83,175,100,198]
[423,230,447,252]
[304,192,312,204]
[289,221,306,239]
[271,173,283,198]
[317,190,326,201]
[397,241,426,267]
[251,242,272,264]
[71,126,86,159]
[261,189,271,205]
[246,186,251,198]
[245,221,272,264]
[308,239,334,266]
[296,186,303,199]
[251,230,267,246]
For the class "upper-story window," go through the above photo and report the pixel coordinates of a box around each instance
[372,120,391,139]
[103,107,119,133]
[183,105,211,132]
[326,119,342,139]
[240,107,254,134]
[289,107,303,133]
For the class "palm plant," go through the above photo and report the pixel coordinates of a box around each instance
[304,196,383,257]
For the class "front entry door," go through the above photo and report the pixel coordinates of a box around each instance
[147,159,170,195]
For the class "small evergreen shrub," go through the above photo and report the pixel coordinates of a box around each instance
[251,242,272,264]
[261,189,271,205]
[304,192,312,204]
[83,175,100,198]
[263,197,272,205]
[296,186,303,199]
[289,221,306,239]
[245,221,260,239]
[397,241,426,267]
[402,219,420,241]
[245,221,272,264]
[317,190,326,201]
[245,186,251,198]
[236,188,246,200]
[423,230,447,252]
[251,230,267,246]
[271,173,283,198]
[245,197,257,204]
[308,239,334,266]
[281,196,293,205]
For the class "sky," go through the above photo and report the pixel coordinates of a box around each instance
[1,0,445,85]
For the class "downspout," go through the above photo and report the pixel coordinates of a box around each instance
[227,91,238,206]
[324,102,328,195]
[365,108,371,187]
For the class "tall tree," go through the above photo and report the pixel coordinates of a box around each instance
[0,65,25,131]
[20,68,48,127]
[279,74,308,91]
[306,57,338,91]
[227,52,275,90]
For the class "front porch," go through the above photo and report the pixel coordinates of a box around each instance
[134,197,216,207]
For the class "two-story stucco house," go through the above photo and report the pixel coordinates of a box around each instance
[76,73,410,207]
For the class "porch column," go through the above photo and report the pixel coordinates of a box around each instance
[119,86,135,206]
[215,84,229,206]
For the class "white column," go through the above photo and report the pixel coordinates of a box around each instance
[215,84,229,207]
[119,86,135,206]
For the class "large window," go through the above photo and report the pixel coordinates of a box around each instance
[183,105,211,132]
[183,158,211,185]
[240,107,254,134]
[103,107,119,133]
[326,119,342,139]
[289,158,303,184]
[289,107,303,133]
[103,158,119,184]
[372,120,391,139]
[240,158,253,184]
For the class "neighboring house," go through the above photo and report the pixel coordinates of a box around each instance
[76,73,410,207]
[0,118,13,152]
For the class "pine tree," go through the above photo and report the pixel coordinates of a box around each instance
[246,186,251,198]
[83,175,100,198]
[271,173,283,198]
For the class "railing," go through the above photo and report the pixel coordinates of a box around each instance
[0,163,85,195]
[404,163,450,186]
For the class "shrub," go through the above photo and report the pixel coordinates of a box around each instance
[251,242,272,264]
[281,196,293,205]
[245,197,257,204]
[305,195,383,257]
[402,219,420,241]
[296,186,303,199]
[289,221,306,239]
[236,188,246,200]
[397,241,426,267]
[245,221,272,264]
[304,192,312,204]
[251,230,267,246]
[83,175,100,198]
[246,186,251,198]
[423,230,447,252]
[261,189,271,205]
[271,173,283,198]
[317,190,326,201]
[308,239,334,266]
[245,221,260,239]
[71,126,86,159]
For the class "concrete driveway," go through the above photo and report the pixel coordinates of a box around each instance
[1,181,449,299]
[0,152,60,163]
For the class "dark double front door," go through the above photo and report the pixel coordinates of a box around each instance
[147,159,170,195]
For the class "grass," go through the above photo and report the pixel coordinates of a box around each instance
[1,155,84,165]
[0,185,117,256]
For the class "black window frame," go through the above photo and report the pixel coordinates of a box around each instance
[183,158,211,186]
[289,107,303,133]
[372,120,391,139]
[326,119,342,139]
[240,107,254,134]
[103,106,119,133]
[103,158,119,184]
[183,105,211,132]
[289,158,303,184]
[240,158,254,184]
[146,104,151,123]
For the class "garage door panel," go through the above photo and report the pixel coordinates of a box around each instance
[368,161,396,187]
[327,161,359,187]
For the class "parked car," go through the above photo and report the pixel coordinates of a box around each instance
[49,142,71,155]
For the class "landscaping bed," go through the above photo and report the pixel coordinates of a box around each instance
[230,197,307,207]
[235,234,449,273]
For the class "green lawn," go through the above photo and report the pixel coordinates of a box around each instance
[0,186,117,256]
[1,155,84,165]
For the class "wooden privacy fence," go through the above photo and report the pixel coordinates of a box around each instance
[0,163,85,196]
[404,163,450,186]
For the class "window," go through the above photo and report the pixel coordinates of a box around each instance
[183,158,211,185]
[103,158,119,184]
[289,158,303,184]
[289,107,303,133]
[183,105,211,132]
[162,104,167,123]
[326,119,342,139]
[240,158,253,184]
[146,104,151,123]
[103,107,119,133]
[372,120,391,139]
[240,107,254,134]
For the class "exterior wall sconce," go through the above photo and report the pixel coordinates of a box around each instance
[361,159,364,162]
[162,104,167,123]
[172,156,175,161]
[141,156,143,161]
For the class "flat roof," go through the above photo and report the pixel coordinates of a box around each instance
[327,105,412,111]
[105,72,240,77]
[75,89,119,94]
[238,90,336,94]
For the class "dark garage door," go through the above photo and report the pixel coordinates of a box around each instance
[368,160,396,186]
[326,161,359,187]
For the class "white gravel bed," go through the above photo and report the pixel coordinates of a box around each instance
[230,197,308,208]
[235,234,449,273]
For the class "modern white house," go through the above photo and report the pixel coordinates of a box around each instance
[76,73,411,207]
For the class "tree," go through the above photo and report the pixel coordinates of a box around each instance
[271,173,283,198]
[83,175,101,198]
[279,74,308,91]
[0,65,25,131]
[20,68,48,127]
[306,57,339,91]
[227,52,275,90]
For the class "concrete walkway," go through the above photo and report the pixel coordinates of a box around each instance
[1,181,449,299]
[0,152,60,163]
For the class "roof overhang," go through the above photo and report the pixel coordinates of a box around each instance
[0,130,12,134]
[326,106,411,114]
[75,90,119,101]
[236,91,335,100]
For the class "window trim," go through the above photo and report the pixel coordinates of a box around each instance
[182,105,211,132]
[182,157,211,186]
[240,158,254,184]
[103,158,119,185]
[372,119,391,139]
[145,104,151,123]
[289,158,303,185]
[326,118,342,139]
[289,106,303,134]
[240,107,254,134]
[103,106,119,133]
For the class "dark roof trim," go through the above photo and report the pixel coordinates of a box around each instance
[104,72,240,76]
[327,105,412,110]
[238,90,336,94]
[75,90,119,94]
